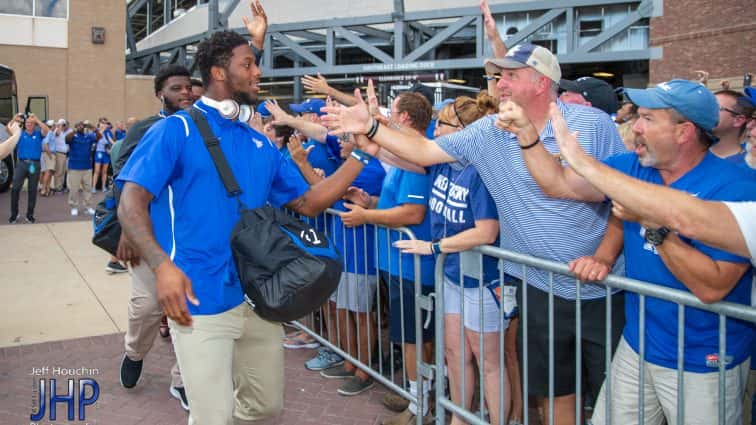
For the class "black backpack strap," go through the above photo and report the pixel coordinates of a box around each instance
[186,107,243,197]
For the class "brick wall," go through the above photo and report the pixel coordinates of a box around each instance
[650,0,756,87]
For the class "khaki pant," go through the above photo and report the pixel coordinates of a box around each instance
[66,168,92,208]
[53,152,67,190]
[170,303,285,425]
[744,369,756,425]
[593,337,749,425]
[124,262,182,387]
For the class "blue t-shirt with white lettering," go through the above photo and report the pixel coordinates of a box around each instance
[117,101,309,315]
[376,167,434,286]
[115,129,126,141]
[68,132,96,170]
[332,158,386,274]
[428,163,499,287]
[17,129,43,160]
[605,152,756,372]
[436,101,625,299]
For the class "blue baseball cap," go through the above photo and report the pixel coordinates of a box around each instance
[289,98,326,116]
[256,101,271,117]
[624,79,719,134]
[745,87,756,107]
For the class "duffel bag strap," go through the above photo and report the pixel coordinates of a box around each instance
[186,107,243,199]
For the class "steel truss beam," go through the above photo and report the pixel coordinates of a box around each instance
[126,0,656,77]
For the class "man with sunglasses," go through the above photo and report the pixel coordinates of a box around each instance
[711,90,755,163]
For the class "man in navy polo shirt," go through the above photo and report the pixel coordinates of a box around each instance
[117,29,372,424]
[64,121,98,216]
[10,113,49,223]
[508,80,755,424]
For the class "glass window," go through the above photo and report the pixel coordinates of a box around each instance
[35,0,67,18]
[0,0,33,16]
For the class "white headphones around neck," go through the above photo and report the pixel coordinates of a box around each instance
[200,96,251,122]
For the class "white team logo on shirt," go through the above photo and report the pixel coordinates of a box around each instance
[252,138,263,148]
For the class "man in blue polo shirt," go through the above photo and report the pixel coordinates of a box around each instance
[289,98,340,177]
[10,113,49,223]
[338,91,435,424]
[64,121,98,216]
[117,29,372,424]
[507,79,755,425]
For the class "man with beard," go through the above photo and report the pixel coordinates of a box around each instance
[117,22,374,425]
[115,64,194,412]
[506,79,755,425]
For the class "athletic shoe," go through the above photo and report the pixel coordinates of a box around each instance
[25,215,35,224]
[70,208,79,216]
[170,386,189,411]
[305,348,343,371]
[119,354,143,388]
[106,261,128,274]
[8,215,17,224]
[337,376,375,396]
[283,333,319,349]
[86,207,96,216]
[319,364,355,379]
[382,392,410,412]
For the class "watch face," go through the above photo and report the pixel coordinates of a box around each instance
[644,227,669,246]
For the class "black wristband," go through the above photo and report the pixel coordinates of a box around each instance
[366,119,380,139]
[519,137,540,150]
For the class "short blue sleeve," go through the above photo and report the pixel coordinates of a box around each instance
[116,117,184,198]
[435,116,492,167]
[397,170,430,205]
[324,134,342,161]
[268,153,309,208]
[470,175,498,221]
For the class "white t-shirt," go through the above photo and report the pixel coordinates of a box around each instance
[54,129,71,153]
[724,201,756,266]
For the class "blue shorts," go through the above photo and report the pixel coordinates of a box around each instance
[95,151,110,165]
[380,271,434,345]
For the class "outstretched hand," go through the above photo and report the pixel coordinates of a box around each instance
[264,99,293,126]
[342,186,372,208]
[480,0,500,41]
[302,74,331,95]
[7,120,20,136]
[288,135,313,165]
[242,0,268,50]
[320,88,372,136]
[549,102,592,175]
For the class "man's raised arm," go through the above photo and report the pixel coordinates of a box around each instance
[321,88,455,167]
[553,116,751,259]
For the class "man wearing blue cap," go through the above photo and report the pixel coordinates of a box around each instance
[289,98,340,177]
[501,79,756,425]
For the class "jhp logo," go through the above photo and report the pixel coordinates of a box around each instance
[30,378,99,422]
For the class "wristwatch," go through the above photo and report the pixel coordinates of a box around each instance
[644,227,670,246]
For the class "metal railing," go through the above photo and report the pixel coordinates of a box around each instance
[289,209,756,425]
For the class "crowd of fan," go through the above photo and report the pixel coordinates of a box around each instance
[3,1,754,425]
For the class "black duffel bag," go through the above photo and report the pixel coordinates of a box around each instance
[231,206,341,322]
[92,187,121,256]
[186,108,341,322]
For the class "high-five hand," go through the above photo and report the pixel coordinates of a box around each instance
[320,88,372,135]
[242,0,268,49]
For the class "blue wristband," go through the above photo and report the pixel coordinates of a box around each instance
[350,149,372,165]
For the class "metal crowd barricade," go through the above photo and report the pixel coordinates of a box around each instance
[433,244,756,425]
[287,208,433,425]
